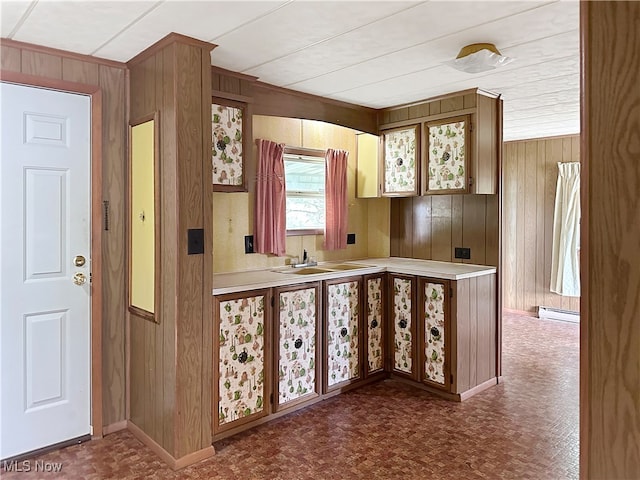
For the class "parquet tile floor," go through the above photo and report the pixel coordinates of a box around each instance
[1,313,579,479]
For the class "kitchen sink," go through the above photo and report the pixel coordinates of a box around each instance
[323,263,368,270]
[285,267,331,275]
[273,263,369,275]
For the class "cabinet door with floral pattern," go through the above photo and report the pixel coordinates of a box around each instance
[212,101,246,191]
[325,279,361,389]
[275,284,320,410]
[382,125,420,196]
[419,278,450,390]
[424,115,469,194]
[390,275,416,378]
[365,275,385,375]
[214,289,269,432]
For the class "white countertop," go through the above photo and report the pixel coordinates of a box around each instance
[212,257,496,295]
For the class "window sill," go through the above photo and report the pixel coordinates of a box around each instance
[286,229,324,237]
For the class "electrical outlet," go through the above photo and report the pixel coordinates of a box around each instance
[454,247,471,260]
[347,233,356,245]
[187,229,204,255]
[244,235,254,254]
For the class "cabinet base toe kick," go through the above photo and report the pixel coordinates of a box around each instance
[390,375,499,402]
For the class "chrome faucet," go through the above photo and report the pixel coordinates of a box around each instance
[292,249,317,268]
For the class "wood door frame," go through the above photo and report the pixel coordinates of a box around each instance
[0,70,104,439]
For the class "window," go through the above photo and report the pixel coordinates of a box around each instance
[284,150,325,234]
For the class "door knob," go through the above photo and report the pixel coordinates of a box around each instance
[74,255,86,267]
[73,272,87,285]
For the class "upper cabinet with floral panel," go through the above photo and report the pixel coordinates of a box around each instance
[424,115,469,194]
[212,100,247,192]
[381,125,420,197]
[377,89,501,196]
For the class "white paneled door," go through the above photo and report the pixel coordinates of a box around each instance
[0,82,91,459]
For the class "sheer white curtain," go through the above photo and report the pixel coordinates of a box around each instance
[550,162,581,296]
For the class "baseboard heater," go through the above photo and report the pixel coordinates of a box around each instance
[538,306,580,323]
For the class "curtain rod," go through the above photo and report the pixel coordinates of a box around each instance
[253,139,326,156]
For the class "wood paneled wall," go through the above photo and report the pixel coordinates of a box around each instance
[128,34,214,460]
[581,3,640,478]
[389,195,499,267]
[0,39,127,429]
[451,274,497,394]
[502,135,580,314]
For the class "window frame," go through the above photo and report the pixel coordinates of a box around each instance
[283,146,326,236]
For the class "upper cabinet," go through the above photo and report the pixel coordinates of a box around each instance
[377,89,501,196]
[212,99,247,192]
[381,125,420,196]
[424,115,469,194]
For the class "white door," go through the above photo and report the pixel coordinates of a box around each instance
[0,82,91,459]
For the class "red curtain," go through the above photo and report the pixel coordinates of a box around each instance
[254,139,286,256]
[324,149,349,250]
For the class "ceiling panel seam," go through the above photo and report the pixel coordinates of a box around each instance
[325,52,578,99]
[280,0,565,90]
[90,1,165,57]
[237,1,428,73]
[6,0,38,39]
[207,0,294,43]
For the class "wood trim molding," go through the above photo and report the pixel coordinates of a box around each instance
[458,377,498,401]
[254,81,378,114]
[502,308,536,317]
[127,32,216,67]
[102,420,128,436]
[579,6,590,480]
[0,70,100,94]
[128,421,215,470]
[1,70,105,439]
[211,65,258,82]
[380,88,499,113]
[0,38,126,69]
[503,133,579,144]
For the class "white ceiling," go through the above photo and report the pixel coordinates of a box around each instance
[1,0,580,141]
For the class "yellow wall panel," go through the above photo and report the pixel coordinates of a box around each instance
[356,133,380,198]
[130,120,155,313]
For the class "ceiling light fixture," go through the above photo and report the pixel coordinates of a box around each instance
[444,43,514,74]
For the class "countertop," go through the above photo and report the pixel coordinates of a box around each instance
[212,257,496,295]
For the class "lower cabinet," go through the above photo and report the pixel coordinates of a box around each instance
[212,270,497,439]
[364,274,385,376]
[324,277,362,391]
[274,283,321,411]
[418,278,451,391]
[389,274,417,380]
[213,288,271,435]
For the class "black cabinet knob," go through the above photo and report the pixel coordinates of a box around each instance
[399,319,407,329]
[238,351,248,363]
[371,319,379,329]
[430,326,440,338]
[294,338,303,349]
[340,327,348,337]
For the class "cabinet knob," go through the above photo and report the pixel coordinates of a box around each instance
[371,319,379,329]
[238,351,248,364]
[430,326,440,338]
[294,338,303,349]
[340,327,348,337]
[399,319,407,329]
